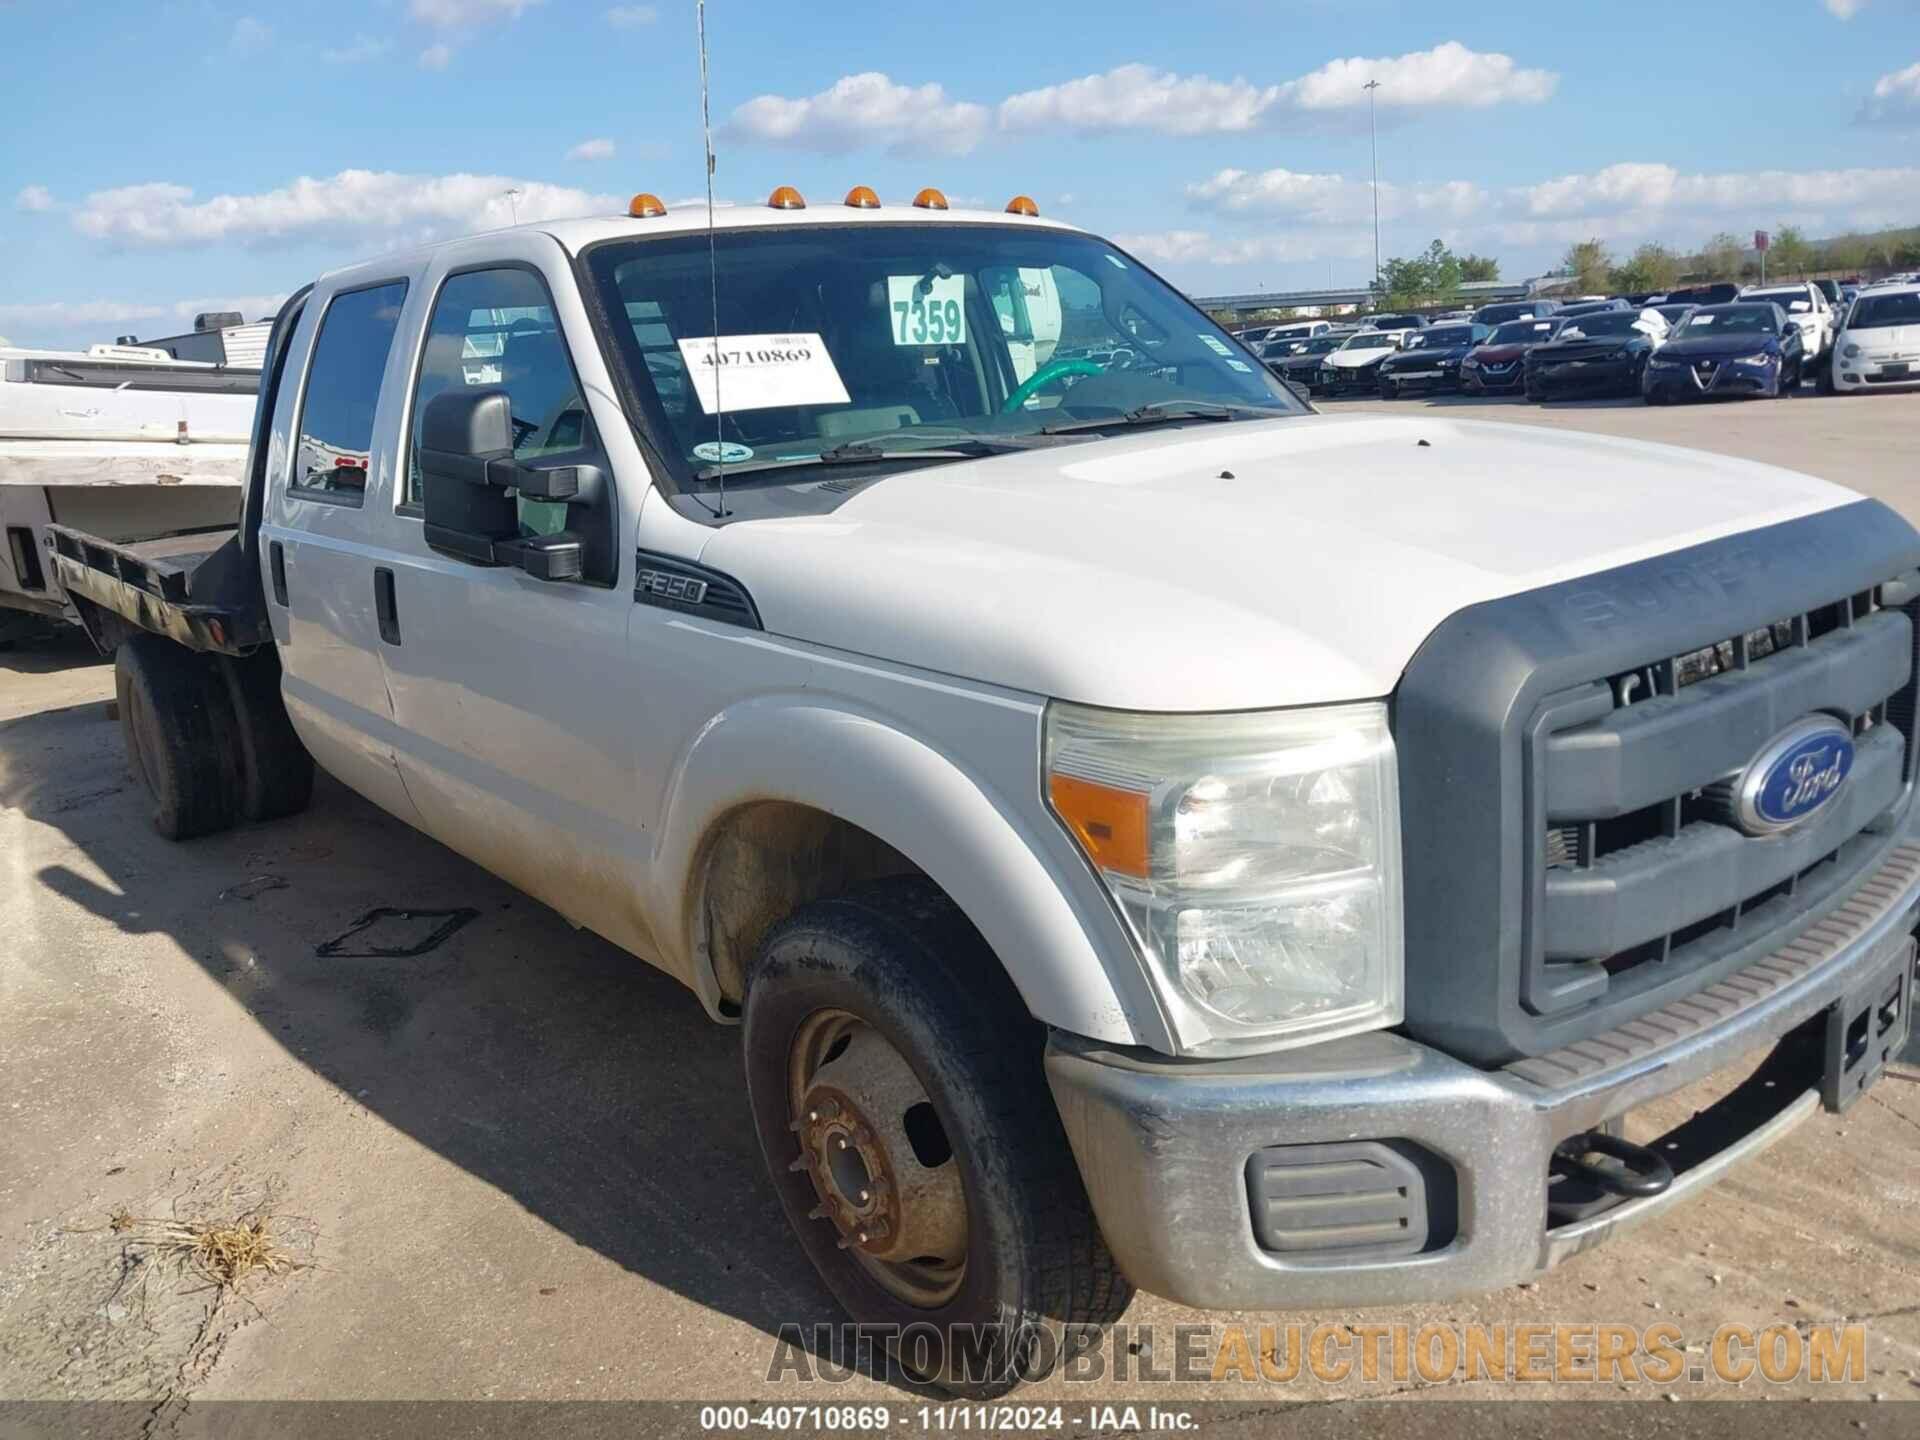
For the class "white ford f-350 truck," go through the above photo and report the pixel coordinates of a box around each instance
[46,190,1919,1394]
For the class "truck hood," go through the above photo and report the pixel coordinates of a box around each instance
[698,414,1857,712]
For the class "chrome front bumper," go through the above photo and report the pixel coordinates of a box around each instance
[1046,842,1920,1312]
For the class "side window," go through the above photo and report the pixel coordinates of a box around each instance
[408,267,592,522]
[292,282,407,500]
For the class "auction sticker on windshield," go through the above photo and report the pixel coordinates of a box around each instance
[885,275,966,346]
[677,333,851,413]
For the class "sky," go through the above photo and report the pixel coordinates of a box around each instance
[3,0,1919,349]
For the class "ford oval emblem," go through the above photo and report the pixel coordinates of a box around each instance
[1733,716,1855,836]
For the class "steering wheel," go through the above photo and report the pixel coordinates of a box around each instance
[1000,357,1107,415]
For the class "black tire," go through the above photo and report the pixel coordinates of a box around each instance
[1816,363,1835,396]
[744,878,1132,1397]
[114,634,240,840]
[215,647,314,822]
[1379,378,1399,400]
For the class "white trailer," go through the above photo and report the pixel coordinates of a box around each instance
[0,343,255,632]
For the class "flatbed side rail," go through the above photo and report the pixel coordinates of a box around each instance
[46,524,264,656]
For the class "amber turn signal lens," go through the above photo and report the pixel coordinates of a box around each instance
[1004,195,1039,217]
[627,193,667,218]
[843,185,881,209]
[911,187,949,210]
[767,185,807,210]
[1048,773,1150,879]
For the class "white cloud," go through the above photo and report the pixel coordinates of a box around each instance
[0,295,289,337]
[322,35,389,63]
[1858,60,1920,125]
[1824,0,1868,18]
[567,137,616,161]
[1282,41,1557,112]
[419,43,453,70]
[1512,161,1920,223]
[1114,228,1368,269]
[998,43,1555,137]
[229,16,271,54]
[725,73,990,155]
[1186,167,1487,225]
[70,171,620,249]
[605,4,657,25]
[15,184,54,212]
[409,0,541,27]
[1001,66,1281,136]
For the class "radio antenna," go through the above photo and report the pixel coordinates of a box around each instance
[698,0,726,518]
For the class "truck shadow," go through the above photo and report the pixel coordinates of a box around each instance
[0,690,899,1384]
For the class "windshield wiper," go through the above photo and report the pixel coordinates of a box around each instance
[689,431,1052,483]
[1038,399,1297,436]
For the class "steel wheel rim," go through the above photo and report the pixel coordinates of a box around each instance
[787,1008,968,1309]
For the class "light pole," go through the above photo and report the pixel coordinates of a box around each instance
[1364,79,1381,296]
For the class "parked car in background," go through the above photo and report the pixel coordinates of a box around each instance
[1359,313,1429,335]
[1650,303,1697,330]
[1376,322,1491,397]
[1523,309,1668,401]
[1460,316,1564,394]
[1811,279,1842,309]
[1739,282,1835,373]
[1271,329,1355,394]
[1555,298,1629,318]
[1642,303,1805,403]
[1261,320,1333,352]
[1317,328,1406,395]
[1827,281,1920,395]
[1657,282,1741,307]
[1472,299,1559,326]
[1233,326,1274,347]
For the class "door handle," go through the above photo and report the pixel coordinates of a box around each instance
[269,541,288,606]
[373,566,400,645]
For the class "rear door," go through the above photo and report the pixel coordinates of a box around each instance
[262,275,422,824]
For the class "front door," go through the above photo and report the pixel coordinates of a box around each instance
[368,245,655,961]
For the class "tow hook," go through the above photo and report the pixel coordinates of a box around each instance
[1551,1130,1674,1199]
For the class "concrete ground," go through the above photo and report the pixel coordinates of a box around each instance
[3,390,1919,1427]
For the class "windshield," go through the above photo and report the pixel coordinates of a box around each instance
[1414,326,1476,348]
[1300,335,1347,355]
[1488,320,1559,345]
[1744,288,1812,311]
[583,224,1302,497]
[1339,331,1396,351]
[1555,312,1644,338]
[1850,292,1920,329]
[1674,305,1780,338]
[1653,305,1694,325]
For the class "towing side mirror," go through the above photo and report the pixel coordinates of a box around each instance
[418,388,601,583]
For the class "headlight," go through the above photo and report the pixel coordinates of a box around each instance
[1843,343,1861,358]
[1732,351,1774,366]
[1044,701,1403,1053]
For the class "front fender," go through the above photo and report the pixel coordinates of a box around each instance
[648,691,1172,1051]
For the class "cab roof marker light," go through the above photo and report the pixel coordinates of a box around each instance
[627,193,667,218]
[844,185,880,209]
[912,187,949,211]
[1004,195,1039,217]
[767,185,806,210]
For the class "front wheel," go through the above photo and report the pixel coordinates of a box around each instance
[1379,377,1399,400]
[743,879,1132,1397]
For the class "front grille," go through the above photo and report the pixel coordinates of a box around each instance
[1522,585,1918,1022]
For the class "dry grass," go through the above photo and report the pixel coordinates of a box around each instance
[109,1210,307,1293]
